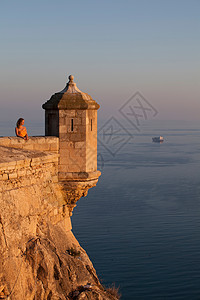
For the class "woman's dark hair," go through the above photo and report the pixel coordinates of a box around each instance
[16,118,24,128]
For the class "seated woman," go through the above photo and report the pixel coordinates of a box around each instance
[15,118,28,140]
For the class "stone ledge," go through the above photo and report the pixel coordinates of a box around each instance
[59,170,101,181]
[0,136,59,153]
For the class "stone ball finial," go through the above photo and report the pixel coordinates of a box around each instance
[68,75,74,82]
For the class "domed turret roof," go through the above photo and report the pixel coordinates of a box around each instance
[42,75,100,110]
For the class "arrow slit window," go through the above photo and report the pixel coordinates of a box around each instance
[71,119,74,132]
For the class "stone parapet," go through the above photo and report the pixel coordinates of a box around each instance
[0,146,71,242]
[0,148,59,180]
[0,136,59,153]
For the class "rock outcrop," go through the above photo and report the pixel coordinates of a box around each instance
[0,144,119,300]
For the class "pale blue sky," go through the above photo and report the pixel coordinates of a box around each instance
[0,0,199,125]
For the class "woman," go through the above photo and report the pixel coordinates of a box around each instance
[15,118,28,140]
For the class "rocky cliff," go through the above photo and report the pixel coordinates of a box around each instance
[0,140,119,300]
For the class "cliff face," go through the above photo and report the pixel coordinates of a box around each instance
[0,142,118,300]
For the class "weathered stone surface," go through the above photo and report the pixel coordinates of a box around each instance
[42,75,100,111]
[42,76,100,182]
[0,136,59,153]
[0,221,118,299]
[0,74,118,299]
[0,147,119,299]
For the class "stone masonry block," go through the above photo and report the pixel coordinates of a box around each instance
[78,126,86,134]
[50,143,59,152]
[74,142,86,149]
[9,172,18,180]
[86,117,89,125]
[15,160,26,168]
[59,125,67,134]
[59,156,71,166]
[17,169,27,177]
[2,165,16,172]
[59,165,70,173]
[60,116,66,126]
[73,118,82,125]
[65,110,76,118]
[59,141,74,150]
[0,137,11,146]
[33,144,49,151]
[0,173,9,181]
[70,134,82,142]
[10,138,25,146]
[59,149,71,159]
[36,138,48,144]
[59,133,71,140]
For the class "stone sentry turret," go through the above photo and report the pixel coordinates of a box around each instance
[42,75,101,213]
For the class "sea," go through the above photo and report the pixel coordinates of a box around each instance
[1,119,200,299]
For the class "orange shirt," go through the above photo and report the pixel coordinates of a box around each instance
[16,126,27,138]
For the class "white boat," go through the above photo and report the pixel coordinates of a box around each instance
[152,136,164,142]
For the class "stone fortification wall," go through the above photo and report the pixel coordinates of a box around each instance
[0,146,117,299]
[0,146,71,239]
[0,146,73,298]
[0,136,59,153]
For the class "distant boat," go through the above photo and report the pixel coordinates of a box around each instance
[152,136,164,143]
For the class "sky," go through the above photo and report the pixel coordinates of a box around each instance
[0,0,200,127]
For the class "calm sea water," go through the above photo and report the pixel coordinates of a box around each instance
[72,120,200,300]
[1,120,200,299]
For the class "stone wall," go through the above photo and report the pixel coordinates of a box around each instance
[59,109,87,178]
[0,146,73,298]
[0,146,71,240]
[86,110,97,172]
[0,136,59,153]
[58,109,98,180]
[0,145,118,299]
